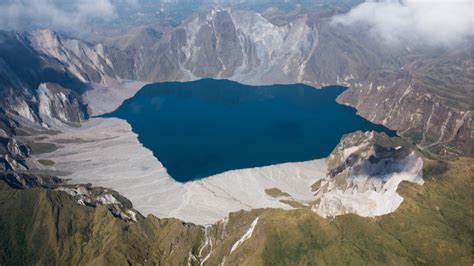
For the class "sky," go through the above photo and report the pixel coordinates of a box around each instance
[332,0,474,48]
[0,0,131,31]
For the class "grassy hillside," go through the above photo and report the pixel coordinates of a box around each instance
[206,157,473,265]
[0,183,203,265]
[0,158,472,265]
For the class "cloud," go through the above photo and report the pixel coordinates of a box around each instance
[0,0,139,32]
[332,0,474,48]
[123,0,140,7]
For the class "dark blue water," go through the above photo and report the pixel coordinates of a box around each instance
[102,79,395,182]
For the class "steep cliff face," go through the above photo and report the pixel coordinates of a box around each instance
[339,80,473,157]
[8,83,88,127]
[115,8,471,156]
[0,30,90,127]
[0,30,96,176]
[0,136,29,171]
[27,29,117,85]
[311,131,423,217]
[133,8,319,83]
[337,46,474,157]
[124,8,383,86]
[35,83,88,126]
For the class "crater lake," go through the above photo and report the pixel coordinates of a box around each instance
[102,79,395,182]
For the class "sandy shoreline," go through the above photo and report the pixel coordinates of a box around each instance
[33,117,327,225]
[29,80,423,225]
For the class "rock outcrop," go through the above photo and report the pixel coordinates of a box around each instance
[0,169,140,223]
[337,46,474,157]
[0,30,89,128]
[311,131,423,218]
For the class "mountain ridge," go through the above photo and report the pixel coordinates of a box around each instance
[1,156,471,265]
[2,7,470,156]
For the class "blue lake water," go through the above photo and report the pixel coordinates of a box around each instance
[102,79,395,182]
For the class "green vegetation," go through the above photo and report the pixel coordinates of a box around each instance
[15,127,61,137]
[0,158,472,265]
[37,159,55,166]
[264,188,291,198]
[0,184,203,265]
[207,158,473,265]
[28,142,58,155]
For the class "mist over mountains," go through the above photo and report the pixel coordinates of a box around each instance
[333,0,474,49]
[0,0,358,37]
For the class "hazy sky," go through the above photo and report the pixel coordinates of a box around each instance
[332,0,474,48]
[0,0,132,31]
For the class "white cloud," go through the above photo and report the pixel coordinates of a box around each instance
[332,0,474,48]
[123,0,140,7]
[0,0,139,32]
[77,0,117,20]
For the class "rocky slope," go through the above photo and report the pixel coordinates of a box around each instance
[26,29,137,85]
[337,46,474,157]
[0,30,89,127]
[0,30,92,179]
[311,131,423,217]
[126,8,376,85]
[0,29,144,221]
[0,181,204,265]
[0,134,29,171]
[136,8,319,83]
[0,28,144,173]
